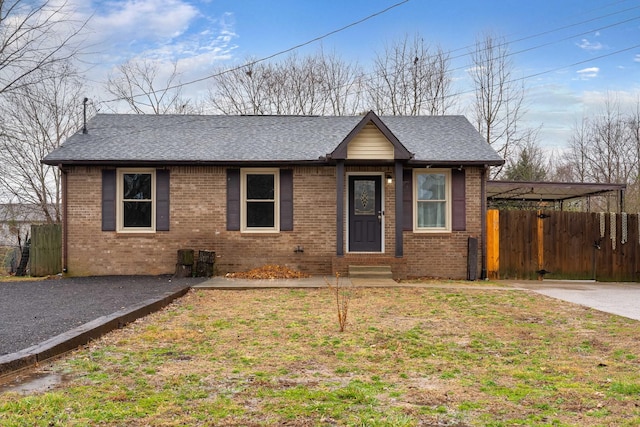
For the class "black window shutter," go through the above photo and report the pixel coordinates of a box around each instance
[102,170,116,231]
[156,169,170,231]
[402,169,413,231]
[452,169,466,231]
[280,169,293,231]
[227,169,240,231]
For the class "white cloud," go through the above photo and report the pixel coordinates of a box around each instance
[576,67,599,79]
[91,0,199,43]
[59,1,239,110]
[581,90,640,114]
[71,1,239,66]
[577,38,604,51]
[634,54,640,63]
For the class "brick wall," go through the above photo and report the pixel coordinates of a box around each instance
[403,167,483,279]
[64,165,484,279]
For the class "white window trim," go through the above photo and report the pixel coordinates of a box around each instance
[241,168,280,233]
[116,168,156,233]
[413,168,451,233]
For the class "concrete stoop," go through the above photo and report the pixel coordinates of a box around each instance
[348,265,393,279]
[348,265,397,287]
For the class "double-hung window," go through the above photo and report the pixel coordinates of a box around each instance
[414,169,451,232]
[241,168,279,232]
[117,169,155,232]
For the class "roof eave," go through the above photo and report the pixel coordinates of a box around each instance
[42,159,334,167]
[407,159,504,167]
[44,158,505,168]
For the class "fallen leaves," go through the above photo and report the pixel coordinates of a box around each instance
[225,264,310,280]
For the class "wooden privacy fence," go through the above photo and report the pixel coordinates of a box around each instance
[487,210,639,282]
[30,223,62,277]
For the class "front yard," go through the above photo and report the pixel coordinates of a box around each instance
[1,285,639,426]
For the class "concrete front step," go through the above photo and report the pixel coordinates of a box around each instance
[348,265,393,279]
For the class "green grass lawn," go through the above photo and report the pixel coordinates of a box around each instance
[1,286,639,426]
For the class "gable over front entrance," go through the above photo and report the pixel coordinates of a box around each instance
[43,111,503,279]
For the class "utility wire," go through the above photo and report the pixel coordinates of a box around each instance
[446,3,640,60]
[97,0,639,112]
[74,40,640,150]
[211,41,640,116]
[99,0,410,105]
[446,14,640,75]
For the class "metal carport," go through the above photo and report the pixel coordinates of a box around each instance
[487,180,626,212]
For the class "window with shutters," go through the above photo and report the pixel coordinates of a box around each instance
[117,169,155,232]
[413,169,451,232]
[241,168,279,232]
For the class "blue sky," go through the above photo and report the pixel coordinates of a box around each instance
[74,0,640,151]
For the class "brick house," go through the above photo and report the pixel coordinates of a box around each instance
[43,111,503,279]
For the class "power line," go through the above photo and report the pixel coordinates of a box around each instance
[99,0,410,105]
[75,41,640,149]
[446,14,640,75]
[97,0,639,112]
[222,43,640,116]
[446,3,640,60]
[520,43,640,82]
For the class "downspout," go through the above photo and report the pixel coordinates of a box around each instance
[61,165,68,273]
[480,165,488,280]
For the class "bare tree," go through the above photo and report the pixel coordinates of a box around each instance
[546,151,575,183]
[561,96,640,211]
[625,98,640,211]
[588,98,631,185]
[208,60,270,114]
[562,117,592,183]
[208,50,363,115]
[0,0,86,96]
[367,33,453,116]
[0,60,88,222]
[280,53,323,115]
[316,49,363,115]
[106,58,202,114]
[469,32,526,177]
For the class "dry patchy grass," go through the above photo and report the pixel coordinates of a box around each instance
[1,286,639,426]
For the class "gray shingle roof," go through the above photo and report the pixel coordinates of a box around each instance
[43,113,503,165]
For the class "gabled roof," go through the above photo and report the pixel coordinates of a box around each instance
[43,113,504,166]
[329,110,413,160]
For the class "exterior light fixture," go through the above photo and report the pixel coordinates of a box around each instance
[386,174,393,185]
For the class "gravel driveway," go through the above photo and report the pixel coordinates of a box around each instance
[0,276,205,356]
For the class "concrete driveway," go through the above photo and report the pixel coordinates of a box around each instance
[508,280,640,321]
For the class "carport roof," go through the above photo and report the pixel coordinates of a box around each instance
[487,180,626,202]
